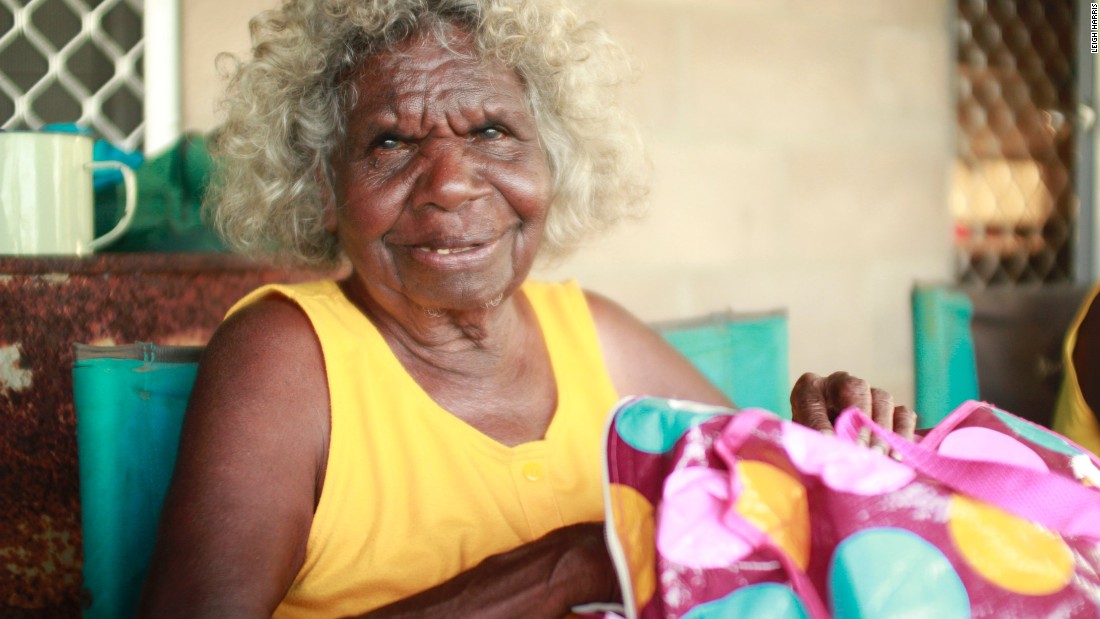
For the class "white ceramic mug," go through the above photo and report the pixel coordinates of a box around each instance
[0,131,137,255]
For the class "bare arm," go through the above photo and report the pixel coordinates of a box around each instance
[138,297,330,618]
[585,290,733,407]
[353,522,618,619]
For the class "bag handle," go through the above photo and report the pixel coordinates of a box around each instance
[716,410,830,619]
[834,409,1100,540]
[717,503,831,619]
[919,400,1100,470]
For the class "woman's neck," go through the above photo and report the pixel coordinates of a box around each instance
[337,274,557,446]
[337,275,529,378]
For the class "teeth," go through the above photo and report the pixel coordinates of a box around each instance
[418,246,476,255]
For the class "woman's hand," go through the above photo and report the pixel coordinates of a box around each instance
[790,372,917,448]
[356,522,619,619]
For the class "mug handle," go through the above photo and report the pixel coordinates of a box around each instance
[86,161,138,251]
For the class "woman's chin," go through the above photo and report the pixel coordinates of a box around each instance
[391,260,528,315]
[405,280,515,316]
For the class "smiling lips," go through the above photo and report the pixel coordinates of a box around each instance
[399,224,519,265]
[403,236,503,266]
[406,229,507,259]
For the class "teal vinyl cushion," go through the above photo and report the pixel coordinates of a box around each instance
[657,310,791,418]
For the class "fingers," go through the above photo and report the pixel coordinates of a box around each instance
[868,388,894,451]
[791,372,834,434]
[891,405,918,440]
[792,371,876,435]
[823,372,872,419]
[869,388,919,447]
[790,371,920,448]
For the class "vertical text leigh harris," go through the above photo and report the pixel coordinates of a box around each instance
[1093,3,1098,54]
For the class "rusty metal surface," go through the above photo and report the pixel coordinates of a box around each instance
[0,254,319,617]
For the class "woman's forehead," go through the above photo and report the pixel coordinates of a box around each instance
[347,31,529,129]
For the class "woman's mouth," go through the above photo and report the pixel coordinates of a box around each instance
[415,245,480,255]
[401,237,504,269]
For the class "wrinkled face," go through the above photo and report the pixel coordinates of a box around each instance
[327,25,552,313]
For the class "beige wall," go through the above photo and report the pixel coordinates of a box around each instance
[181,0,954,408]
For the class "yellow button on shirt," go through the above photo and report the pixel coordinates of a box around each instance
[523,462,544,481]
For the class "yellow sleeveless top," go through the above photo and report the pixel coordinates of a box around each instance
[1052,284,1100,456]
[228,279,619,618]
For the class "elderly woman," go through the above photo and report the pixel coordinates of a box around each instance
[140,0,914,617]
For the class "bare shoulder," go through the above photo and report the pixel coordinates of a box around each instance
[584,289,733,407]
[187,293,331,451]
[140,293,330,617]
[200,293,329,396]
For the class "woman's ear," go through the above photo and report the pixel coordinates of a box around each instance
[315,164,338,233]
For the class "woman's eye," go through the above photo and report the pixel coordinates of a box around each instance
[478,127,504,140]
[377,138,401,151]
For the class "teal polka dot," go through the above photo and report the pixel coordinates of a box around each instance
[682,583,809,619]
[830,527,969,619]
[615,398,727,454]
[993,409,1081,457]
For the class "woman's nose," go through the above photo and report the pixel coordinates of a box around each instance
[411,142,490,211]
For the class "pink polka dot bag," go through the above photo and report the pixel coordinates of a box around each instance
[601,397,1100,619]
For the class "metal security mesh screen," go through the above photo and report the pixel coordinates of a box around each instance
[952,0,1079,286]
[0,0,144,151]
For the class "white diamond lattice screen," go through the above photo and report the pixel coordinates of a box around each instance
[952,0,1078,286]
[0,0,144,151]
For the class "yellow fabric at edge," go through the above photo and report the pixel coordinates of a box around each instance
[226,279,619,618]
[1052,283,1100,456]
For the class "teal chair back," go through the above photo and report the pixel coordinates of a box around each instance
[911,284,980,428]
[656,309,791,418]
[73,343,203,619]
[912,282,1091,429]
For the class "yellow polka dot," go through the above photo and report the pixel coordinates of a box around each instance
[948,495,1074,595]
[734,461,811,570]
[609,483,656,610]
